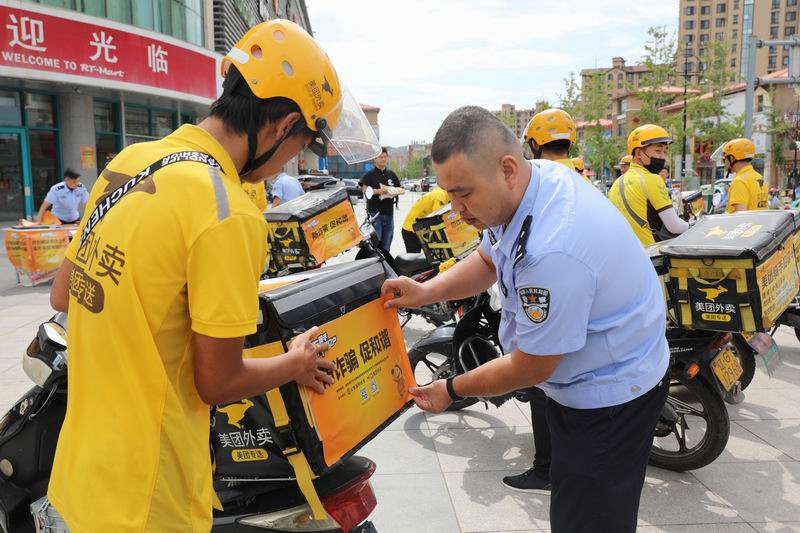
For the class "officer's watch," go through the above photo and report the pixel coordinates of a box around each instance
[446,377,463,402]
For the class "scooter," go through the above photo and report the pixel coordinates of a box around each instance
[0,316,378,533]
[407,290,761,472]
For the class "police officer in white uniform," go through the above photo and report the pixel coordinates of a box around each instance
[35,168,89,224]
[382,106,669,533]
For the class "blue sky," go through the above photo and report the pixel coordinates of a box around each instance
[307,0,679,146]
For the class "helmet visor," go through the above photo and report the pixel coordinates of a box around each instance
[316,84,381,165]
[710,143,726,164]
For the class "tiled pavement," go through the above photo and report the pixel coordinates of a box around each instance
[1,195,800,531]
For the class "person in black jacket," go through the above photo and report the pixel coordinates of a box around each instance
[359,147,401,251]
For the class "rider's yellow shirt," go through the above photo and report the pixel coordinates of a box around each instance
[726,164,768,213]
[48,125,267,532]
[608,163,673,246]
[242,180,268,212]
[402,187,449,231]
[555,158,593,184]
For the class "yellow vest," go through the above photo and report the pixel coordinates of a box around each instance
[608,163,673,246]
[726,164,769,213]
[402,187,450,231]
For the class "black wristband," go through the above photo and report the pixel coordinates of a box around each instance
[446,377,463,402]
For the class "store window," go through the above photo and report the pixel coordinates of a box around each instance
[94,100,121,169]
[29,130,58,209]
[152,110,174,137]
[124,105,176,145]
[24,94,54,128]
[0,91,22,126]
[31,0,204,46]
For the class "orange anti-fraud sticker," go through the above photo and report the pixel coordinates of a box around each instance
[301,201,362,263]
[305,298,415,467]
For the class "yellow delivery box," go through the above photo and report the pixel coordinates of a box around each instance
[412,204,481,264]
[212,258,415,490]
[264,187,362,274]
[4,226,76,286]
[660,211,799,332]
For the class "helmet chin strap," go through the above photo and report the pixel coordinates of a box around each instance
[239,95,308,177]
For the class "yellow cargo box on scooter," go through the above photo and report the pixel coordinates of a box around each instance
[265,188,362,274]
[788,209,800,273]
[660,211,800,333]
[412,204,481,264]
[212,259,415,516]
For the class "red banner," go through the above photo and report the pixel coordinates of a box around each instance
[0,4,217,101]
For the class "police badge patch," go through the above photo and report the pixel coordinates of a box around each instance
[518,287,550,324]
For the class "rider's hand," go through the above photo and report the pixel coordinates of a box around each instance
[288,326,335,394]
[409,380,452,414]
[381,276,432,309]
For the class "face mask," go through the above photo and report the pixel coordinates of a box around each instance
[644,157,666,175]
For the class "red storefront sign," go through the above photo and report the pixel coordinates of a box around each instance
[0,4,217,101]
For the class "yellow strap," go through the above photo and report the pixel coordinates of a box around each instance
[427,241,473,249]
[265,388,328,520]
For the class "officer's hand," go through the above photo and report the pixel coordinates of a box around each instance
[409,380,452,414]
[289,327,335,394]
[382,276,432,310]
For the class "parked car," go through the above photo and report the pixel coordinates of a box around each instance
[297,175,339,191]
[420,176,437,192]
[341,178,363,199]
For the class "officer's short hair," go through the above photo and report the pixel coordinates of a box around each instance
[64,168,80,179]
[431,106,518,164]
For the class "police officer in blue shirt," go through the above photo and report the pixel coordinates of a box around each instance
[382,106,669,533]
[35,168,89,224]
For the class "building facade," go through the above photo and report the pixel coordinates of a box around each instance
[493,104,536,139]
[580,57,651,119]
[678,0,799,81]
[0,0,310,222]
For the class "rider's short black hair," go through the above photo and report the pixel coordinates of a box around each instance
[432,106,518,164]
[541,139,571,155]
[209,65,313,138]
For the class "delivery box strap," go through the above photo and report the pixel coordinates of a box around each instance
[674,288,752,304]
[687,267,734,285]
[427,241,475,249]
[265,388,327,520]
[78,150,221,250]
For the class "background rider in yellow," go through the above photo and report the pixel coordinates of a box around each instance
[242,180,268,212]
[722,138,769,213]
[570,157,590,183]
[608,124,689,246]
[619,154,632,176]
[522,108,591,182]
[401,187,450,253]
[45,20,379,532]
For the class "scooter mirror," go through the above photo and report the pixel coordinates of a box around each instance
[364,186,374,200]
[39,322,67,351]
[713,193,723,207]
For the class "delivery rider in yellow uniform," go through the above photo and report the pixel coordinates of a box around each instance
[722,138,768,213]
[608,124,689,246]
[402,187,450,253]
[45,20,380,532]
[242,180,268,212]
[523,108,591,184]
[619,154,632,176]
[571,157,590,183]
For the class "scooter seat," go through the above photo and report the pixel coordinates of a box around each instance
[394,253,431,277]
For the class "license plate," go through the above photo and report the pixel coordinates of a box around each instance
[711,348,744,392]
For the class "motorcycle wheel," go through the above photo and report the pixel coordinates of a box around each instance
[731,335,755,391]
[408,347,477,411]
[649,372,730,472]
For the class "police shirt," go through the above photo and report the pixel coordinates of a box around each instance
[272,172,305,203]
[48,125,267,532]
[554,158,592,185]
[45,181,89,222]
[480,159,669,409]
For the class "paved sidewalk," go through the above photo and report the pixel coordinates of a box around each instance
[0,193,799,531]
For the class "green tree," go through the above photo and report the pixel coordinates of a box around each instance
[634,26,679,125]
[534,99,552,112]
[766,87,792,188]
[496,111,517,130]
[578,72,624,178]
[558,72,581,117]
[691,41,744,155]
[399,153,426,180]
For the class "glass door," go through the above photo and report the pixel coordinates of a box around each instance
[0,127,33,221]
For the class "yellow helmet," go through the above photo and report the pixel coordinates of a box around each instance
[571,157,585,172]
[627,124,672,155]
[722,138,756,161]
[620,154,633,165]
[221,20,379,165]
[523,109,577,146]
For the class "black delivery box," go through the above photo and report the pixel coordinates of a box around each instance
[660,211,799,332]
[212,259,415,479]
